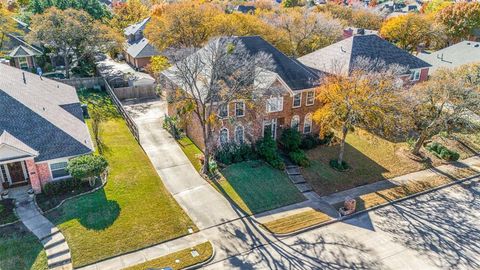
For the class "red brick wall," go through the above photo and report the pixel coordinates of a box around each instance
[419,68,429,82]
[25,159,41,194]
[36,162,52,188]
[135,57,151,69]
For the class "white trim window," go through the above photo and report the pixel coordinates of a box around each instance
[303,113,312,134]
[50,161,69,179]
[235,101,245,117]
[235,126,244,144]
[266,96,284,113]
[306,91,315,106]
[263,119,278,139]
[291,115,300,131]
[410,69,421,81]
[293,93,302,108]
[218,103,229,118]
[220,128,229,145]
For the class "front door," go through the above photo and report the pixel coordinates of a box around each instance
[7,162,26,184]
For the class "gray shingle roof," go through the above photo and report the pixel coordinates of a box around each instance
[0,65,93,162]
[298,34,431,75]
[125,38,160,58]
[239,36,321,90]
[8,45,39,57]
[124,17,150,36]
[0,130,39,158]
[418,41,480,73]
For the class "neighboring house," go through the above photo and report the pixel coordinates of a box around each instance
[123,17,161,70]
[343,27,378,39]
[8,45,41,70]
[298,34,431,83]
[418,41,480,73]
[233,5,256,14]
[162,36,323,150]
[0,64,93,194]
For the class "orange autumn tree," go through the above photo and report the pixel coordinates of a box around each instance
[436,2,480,42]
[314,58,406,169]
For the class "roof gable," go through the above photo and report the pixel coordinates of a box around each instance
[9,45,39,57]
[0,131,39,162]
[124,17,150,36]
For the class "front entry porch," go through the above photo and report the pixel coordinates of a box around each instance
[0,161,30,190]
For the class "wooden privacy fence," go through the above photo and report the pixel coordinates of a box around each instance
[103,79,140,143]
[113,84,157,100]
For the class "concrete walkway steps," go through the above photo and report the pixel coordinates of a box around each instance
[285,165,313,193]
[13,190,72,270]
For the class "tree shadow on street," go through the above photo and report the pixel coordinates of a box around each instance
[374,179,480,269]
[212,204,385,270]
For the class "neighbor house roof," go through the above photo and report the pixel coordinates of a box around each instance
[418,41,480,73]
[8,45,40,58]
[0,64,93,162]
[298,34,431,76]
[125,38,160,58]
[124,17,150,36]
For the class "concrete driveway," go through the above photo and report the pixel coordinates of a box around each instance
[123,99,244,230]
[204,177,480,270]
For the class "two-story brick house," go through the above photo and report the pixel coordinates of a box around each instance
[298,34,431,83]
[162,36,324,150]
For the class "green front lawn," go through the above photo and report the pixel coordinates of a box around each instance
[302,128,478,196]
[176,137,305,215]
[45,90,196,267]
[0,223,47,270]
[0,199,17,225]
[218,161,305,215]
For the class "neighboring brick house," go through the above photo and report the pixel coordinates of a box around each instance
[162,36,324,150]
[123,17,161,70]
[0,64,93,194]
[298,34,431,83]
[8,45,42,70]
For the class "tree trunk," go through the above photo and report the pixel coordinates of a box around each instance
[338,124,348,166]
[64,54,70,79]
[412,132,428,156]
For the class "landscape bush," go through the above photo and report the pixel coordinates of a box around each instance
[215,143,256,165]
[330,159,349,171]
[299,132,334,150]
[280,128,302,152]
[289,150,310,167]
[43,178,84,196]
[426,142,460,161]
[255,131,285,170]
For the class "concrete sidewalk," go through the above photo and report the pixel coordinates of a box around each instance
[321,155,480,205]
[12,187,72,270]
[123,99,243,230]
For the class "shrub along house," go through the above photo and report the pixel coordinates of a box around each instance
[161,36,324,150]
[298,34,431,83]
[0,64,93,194]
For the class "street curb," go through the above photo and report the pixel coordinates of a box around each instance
[183,241,216,270]
[268,173,480,237]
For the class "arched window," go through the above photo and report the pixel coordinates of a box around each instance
[303,113,312,134]
[291,115,300,131]
[235,126,244,144]
[220,128,229,145]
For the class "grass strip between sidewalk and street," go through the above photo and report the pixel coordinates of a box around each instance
[262,209,332,235]
[124,242,213,270]
[335,166,480,212]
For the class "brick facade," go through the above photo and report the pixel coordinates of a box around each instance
[166,78,322,151]
[24,159,53,194]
